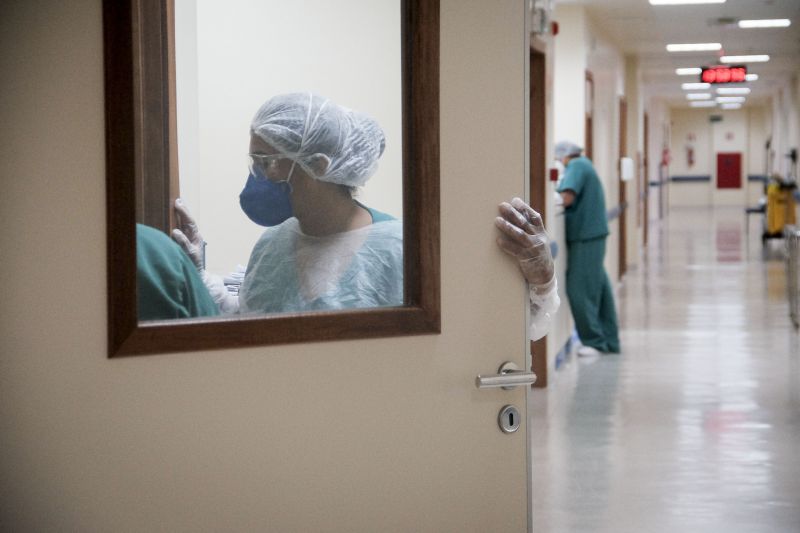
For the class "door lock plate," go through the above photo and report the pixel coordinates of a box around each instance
[498,404,521,434]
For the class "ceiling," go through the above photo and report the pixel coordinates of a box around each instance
[555,0,800,108]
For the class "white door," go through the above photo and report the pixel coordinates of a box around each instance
[247,1,533,530]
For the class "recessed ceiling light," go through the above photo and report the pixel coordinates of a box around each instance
[716,96,746,103]
[721,103,742,109]
[676,68,702,75]
[720,55,769,63]
[716,87,750,95]
[650,0,725,5]
[738,19,791,28]
[667,43,722,52]
[745,73,759,81]
[686,93,712,100]
[690,101,717,108]
[682,83,711,90]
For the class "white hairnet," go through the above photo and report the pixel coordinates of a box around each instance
[250,93,386,187]
[554,140,583,160]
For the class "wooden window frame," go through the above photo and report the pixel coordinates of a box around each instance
[103,0,440,357]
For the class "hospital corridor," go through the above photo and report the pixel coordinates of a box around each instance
[530,207,800,532]
[2,0,800,531]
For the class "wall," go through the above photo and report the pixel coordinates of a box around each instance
[552,4,587,146]
[668,108,713,206]
[645,97,670,222]
[548,3,633,367]
[624,55,644,270]
[175,0,402,274]
[668,106,770,208]
[769,71,800,180]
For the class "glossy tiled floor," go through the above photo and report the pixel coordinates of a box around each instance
[530,207,800,533]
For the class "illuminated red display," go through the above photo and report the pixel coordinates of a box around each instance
[701,66,747,84]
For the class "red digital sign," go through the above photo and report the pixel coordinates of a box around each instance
[700,66,747,84]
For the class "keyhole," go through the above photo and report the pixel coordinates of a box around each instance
[508,412,515,427]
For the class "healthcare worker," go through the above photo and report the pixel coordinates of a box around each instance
[136,224,219,320]
[172,93,402,314]
[495,197,560,340]
[555,141,620,355]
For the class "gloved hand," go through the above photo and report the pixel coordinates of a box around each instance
[495,197,555,295]
[171,198,205,270]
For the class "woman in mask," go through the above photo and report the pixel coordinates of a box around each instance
[173,92,402,314]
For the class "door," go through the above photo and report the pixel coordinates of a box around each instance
[247,1,532,531]
[717,152,742,189]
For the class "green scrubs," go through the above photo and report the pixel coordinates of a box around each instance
[557,157,620,353]
[136,224,219,320]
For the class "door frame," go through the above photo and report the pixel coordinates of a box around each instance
[618,96,627,280]
[529,39,548,388]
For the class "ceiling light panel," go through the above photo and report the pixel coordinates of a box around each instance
[682,83,711,90]
[676,68,702,75]
[667,43,722,52]
[738,19,791,28]
[716,87,750,95]
[650,0,725,5]
[686,93,712,100]
[745,74,758,81]
[716,96,746,103]
[720,55,769,63]
[690,101,717,108]
[721,103,742,109]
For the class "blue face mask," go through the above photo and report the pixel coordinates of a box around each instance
[239,173,293,227]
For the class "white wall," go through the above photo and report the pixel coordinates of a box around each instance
[769,71,800,180]
[552,4,587,146]
[668,106,770,208]
[668,108,713,207]
[175,0,402,273]
[645,97,671,222]
[548,4,630,365]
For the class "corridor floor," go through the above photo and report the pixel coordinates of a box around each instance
[530,206,800,533]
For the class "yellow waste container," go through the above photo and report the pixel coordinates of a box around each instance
[766,182,797,235]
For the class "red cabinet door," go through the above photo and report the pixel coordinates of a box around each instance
[717,152,742,189]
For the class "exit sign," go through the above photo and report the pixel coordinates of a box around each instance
[701,66,747,84]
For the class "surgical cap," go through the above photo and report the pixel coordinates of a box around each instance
[250,93,386,187]
[554,141,583,160]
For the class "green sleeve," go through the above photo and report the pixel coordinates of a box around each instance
[557,160,586,196]
[137,224,219,320]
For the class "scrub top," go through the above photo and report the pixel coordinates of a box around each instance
[136,224,220,320]
[556,156,609,243]
[238,207,403,314]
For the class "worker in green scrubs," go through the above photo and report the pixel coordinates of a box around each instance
[555,141,620,356]
[137,224,219,321]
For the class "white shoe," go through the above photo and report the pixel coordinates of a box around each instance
[577,346,601,357]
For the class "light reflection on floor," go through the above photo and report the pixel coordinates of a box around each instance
[530,206,800,533]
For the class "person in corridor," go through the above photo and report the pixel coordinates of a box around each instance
[555,141,620,356]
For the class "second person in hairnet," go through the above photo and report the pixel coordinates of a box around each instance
[173,92,402,313]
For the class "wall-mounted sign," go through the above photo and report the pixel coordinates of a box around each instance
[700,66,747,84]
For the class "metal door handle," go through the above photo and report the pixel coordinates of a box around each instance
[476,361,537,389]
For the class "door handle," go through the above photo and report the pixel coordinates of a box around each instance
[475,361,537,389]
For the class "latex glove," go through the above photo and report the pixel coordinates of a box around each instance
[171,198,205,270]
[495,197,555,296]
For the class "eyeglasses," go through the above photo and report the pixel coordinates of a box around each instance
[248,153,291,180]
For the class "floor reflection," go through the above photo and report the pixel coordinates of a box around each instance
[530,206,800,533]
